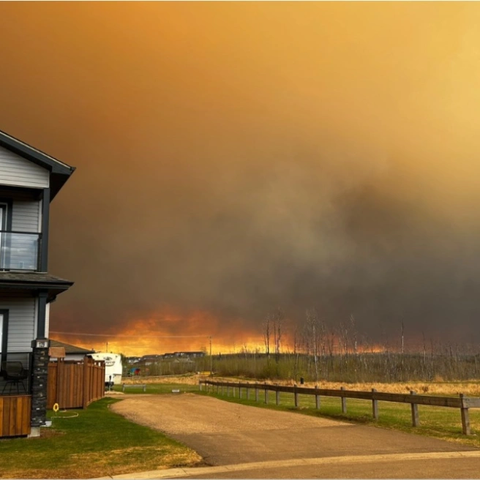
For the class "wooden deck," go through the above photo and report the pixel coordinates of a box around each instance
[0,395,31,437]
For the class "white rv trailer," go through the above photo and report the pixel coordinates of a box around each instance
[89,352,123,386]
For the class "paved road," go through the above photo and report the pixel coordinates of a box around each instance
[106,393,480,479]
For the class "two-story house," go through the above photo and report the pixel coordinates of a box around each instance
[0,129,74,438]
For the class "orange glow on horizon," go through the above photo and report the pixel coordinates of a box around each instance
[51,309,270,356]
[50,309,390,357]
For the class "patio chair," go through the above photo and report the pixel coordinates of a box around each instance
[1,361,29,394]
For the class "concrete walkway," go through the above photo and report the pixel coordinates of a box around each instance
[95,394,480,479]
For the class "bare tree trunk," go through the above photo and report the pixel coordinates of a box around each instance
[264,316,271,358]
[272,307,283,364]
[350,314,358,355]
[401,321,405,355]
[306,308,321,382]
[292,326,299,380]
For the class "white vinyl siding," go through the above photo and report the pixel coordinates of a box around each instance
[0,292,36,352]
[12,195,41,233]
[0,146,49,189]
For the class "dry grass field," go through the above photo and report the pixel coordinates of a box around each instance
[122,374,480,396]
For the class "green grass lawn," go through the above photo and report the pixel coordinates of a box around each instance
[112,382,199,395]
[198,385,480,448]
[0,397,201,479]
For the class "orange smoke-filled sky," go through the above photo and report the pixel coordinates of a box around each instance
[1,3,480,354]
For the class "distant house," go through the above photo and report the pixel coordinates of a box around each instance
[126,356,141,365]
[49,339,94,362]
[173,351,205,359]
[140,354,163,365]
[0,130,75,438]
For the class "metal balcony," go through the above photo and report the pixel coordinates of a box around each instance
[0,231,41,271]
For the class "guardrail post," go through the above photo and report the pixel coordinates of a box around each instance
[264,384,268,404]
[315,385,320,409]
[276,385,280,405]
[460,394,471,435]
[341,386,347,413]
[255,383,259,402]
[410,390,419,427]
[294,384,299,408]
[372,388,379,420]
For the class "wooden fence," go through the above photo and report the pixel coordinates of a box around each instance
[47,357,105,409]
[0,395,31,437]
[199,380,480,435]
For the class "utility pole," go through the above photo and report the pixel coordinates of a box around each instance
[209,336,213,376]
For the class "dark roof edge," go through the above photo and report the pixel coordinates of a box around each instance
[0,129,76,200]
[0,129,75,174]
[0,277,74,288]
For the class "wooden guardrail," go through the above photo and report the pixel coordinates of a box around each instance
[199,380,480,435]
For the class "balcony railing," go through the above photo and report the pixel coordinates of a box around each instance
[0,231,41,271]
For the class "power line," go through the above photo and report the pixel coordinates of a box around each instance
[50,331,211,339]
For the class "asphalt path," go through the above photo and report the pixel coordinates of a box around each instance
[106,393,480,479]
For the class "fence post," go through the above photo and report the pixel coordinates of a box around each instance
[255,383,259,402]
[410,391,419,427]
[82,357,89,408]
[460,394,471,435]
[264,384,268,404]
[57,358,64,409]
[294,384,299,408]
[372,388,378,420]
[238,382,241,399]
[341,386,347,413]
[199,380,203,392]
[246,383,250,400]
[315,385,320,409]
[276,386,280,405]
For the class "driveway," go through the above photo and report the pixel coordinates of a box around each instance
[109,393,480,478]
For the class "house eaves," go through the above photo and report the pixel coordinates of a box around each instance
[0,129,76,200]
[0,272,74,301]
